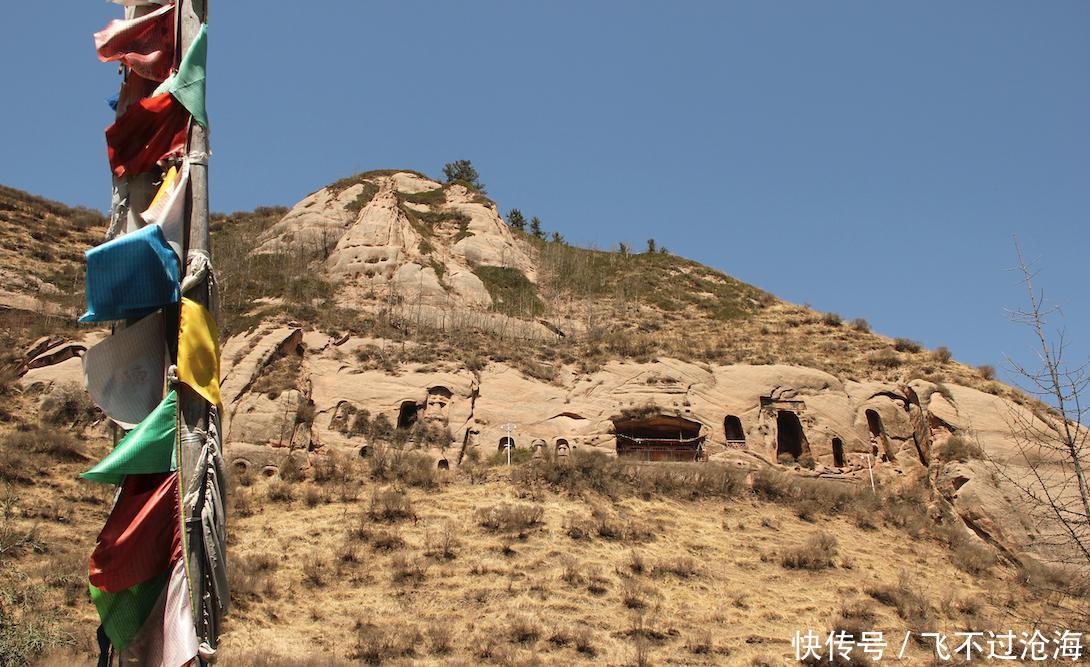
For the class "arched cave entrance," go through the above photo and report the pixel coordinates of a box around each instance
[832,437,845,468]
[775,411,805,461]
[437,459,449,470]
[724,415,745,444]
[613,415,703,462]
[865,409,894,462]
[555,438,569,454]
[865,409,883,438]
[498,436,515,452]
[358,445,371,459]
[397,401,420,430]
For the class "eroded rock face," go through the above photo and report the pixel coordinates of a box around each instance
[204,326,1076,565]
[252,173,535,311]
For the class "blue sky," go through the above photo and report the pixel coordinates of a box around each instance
[2,2,1087,389]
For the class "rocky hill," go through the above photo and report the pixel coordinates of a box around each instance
[1,175,1086,665]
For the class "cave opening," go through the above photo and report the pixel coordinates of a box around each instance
[724,415,745,443]
[775,411,805,461]
[397,401,420,430]
[832,437,845,467]
[613,415,703,462]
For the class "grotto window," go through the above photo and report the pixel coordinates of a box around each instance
[555,438,569,452]
[397,401,420,430]
[358,445,371,459]
[613,415,703,462]
[498,436,515,452]
[775,411,804,460]
[437,459,449,470]
[724,415,745,443]
[832,437,846,468]
[865,409,883,438]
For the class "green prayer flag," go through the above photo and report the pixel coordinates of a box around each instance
[90,569,169,652]
[82,391,178,485]
[154,23,208,127]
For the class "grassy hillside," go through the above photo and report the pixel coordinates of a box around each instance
[3,425,1082,665]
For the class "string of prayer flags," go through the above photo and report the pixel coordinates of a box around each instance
[82,311,168,430]
[88,472,181,593]
[106,91,189,178]
[154,23,208,127]
[88,2,222,661]
[82,390,178,484]
[178,297,222,406]
[94,3,175,83]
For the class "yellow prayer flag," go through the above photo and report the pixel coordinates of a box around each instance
[146,165,178,215]
[178,297,221,406]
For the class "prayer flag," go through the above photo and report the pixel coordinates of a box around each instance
[82,391,178,484]
[106,92,189,178]
[91,569,170,653]
[118,559,199,666]
[178,298,221,406]
[80,224,180,323]
[141,161,188,259]
[82,312,169,430]
[89,472,181,593]
[94,4,175,83]
[155,24,208,127]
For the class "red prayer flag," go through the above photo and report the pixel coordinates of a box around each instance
[89,472,181,593]
[94,3,176,83]
[106,92,189,178]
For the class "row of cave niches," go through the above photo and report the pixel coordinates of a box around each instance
[375,399,895,468]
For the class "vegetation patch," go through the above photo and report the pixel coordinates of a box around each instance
[471,265,545,317]
[345,181,380,213]
[399,188,446,206]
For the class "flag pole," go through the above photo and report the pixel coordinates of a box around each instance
[177,0,219,657]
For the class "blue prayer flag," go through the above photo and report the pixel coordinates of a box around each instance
[81,224,180,323]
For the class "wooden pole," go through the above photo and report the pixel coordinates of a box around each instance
[177,0,218,656]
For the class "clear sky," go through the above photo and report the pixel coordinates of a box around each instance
[2,2,1087,390]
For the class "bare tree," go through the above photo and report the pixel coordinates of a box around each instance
[995,244,1090,573]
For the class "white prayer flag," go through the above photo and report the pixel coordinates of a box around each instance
[82,311,169,430]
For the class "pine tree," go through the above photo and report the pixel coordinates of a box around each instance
[442,160,485,192]
[530,216,544,239]
[507,208,527,231]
